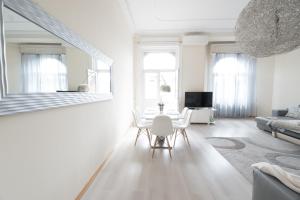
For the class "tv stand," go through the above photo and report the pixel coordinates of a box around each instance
[189,107,215,124]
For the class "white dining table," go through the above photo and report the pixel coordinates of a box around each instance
[141,110,184,121]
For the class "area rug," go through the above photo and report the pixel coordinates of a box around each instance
[206,133,300,183]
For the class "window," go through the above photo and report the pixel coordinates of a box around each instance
[21,54,67,93]
[88,58,111,94]
[142,51,179,111]
[209,53,256,118]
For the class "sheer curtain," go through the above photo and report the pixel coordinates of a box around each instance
[208,53,256,118]
[22,54,68,93]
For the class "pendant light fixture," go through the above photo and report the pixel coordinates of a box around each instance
[236,0,300,57]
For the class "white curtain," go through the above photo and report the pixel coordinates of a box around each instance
[22,54,68,93]
[208,53,256,118]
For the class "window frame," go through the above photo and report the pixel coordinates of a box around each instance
[139,46,180,111]
[88,57,112,94]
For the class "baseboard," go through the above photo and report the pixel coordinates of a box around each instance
[75,126,132,200]
[75,151,113,200]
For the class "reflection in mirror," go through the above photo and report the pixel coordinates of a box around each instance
[3,7,111,94]
[93,58,111,94]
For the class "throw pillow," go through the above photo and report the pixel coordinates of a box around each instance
[286,106,300,119]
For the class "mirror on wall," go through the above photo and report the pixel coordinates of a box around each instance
[3,6,111,94]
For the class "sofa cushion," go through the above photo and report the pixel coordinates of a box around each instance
[252,168,300,200]
[286,106,300,119]
[271,120,300,133]
[252,162,300,194]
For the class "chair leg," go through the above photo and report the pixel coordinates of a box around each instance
[146,129,152,147]
[166,137,172,159]
[148,129,152,141]
[173,129,178,147]
[183,129,191,147]
[152,136,158,158]
[272,131,278,138]
[171,129,176,140]
[180,130,187,142]
[134,128,141,146]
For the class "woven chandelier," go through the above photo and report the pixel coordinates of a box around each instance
[236,0,300,57]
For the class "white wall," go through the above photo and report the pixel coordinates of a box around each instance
[6,43,22,93]
[272,48,300,109]
[0,0,133,200]
[181,45,207,108]
[253,48,300,114]
[255,57,275,116]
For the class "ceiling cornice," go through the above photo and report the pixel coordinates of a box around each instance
[117,0,136,33]
[135,28,235,36]
[135,33,236,45]
[155,16,236,22]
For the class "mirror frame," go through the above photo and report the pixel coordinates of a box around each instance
[0,0,113,116]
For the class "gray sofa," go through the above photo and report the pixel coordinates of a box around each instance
[255,108,300,140]
[252,168,300,200]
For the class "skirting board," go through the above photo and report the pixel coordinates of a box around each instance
[75,151,113,200]
[74,126,132,200]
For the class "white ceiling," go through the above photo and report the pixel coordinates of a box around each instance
[121,0,251,34]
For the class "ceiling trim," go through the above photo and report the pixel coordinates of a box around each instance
[135,33,236,45]
[135,28,235,36]
[117,0,136,33]
[155,16,236,22]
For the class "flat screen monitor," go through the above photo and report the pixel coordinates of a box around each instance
[185,92,213,108]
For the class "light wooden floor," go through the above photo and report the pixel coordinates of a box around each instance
[82,119,255,200]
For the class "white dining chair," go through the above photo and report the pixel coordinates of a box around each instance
[180,107,189,118]
[172,107,189,131]
[151,115,174,158]
[132,110,152,147]
[173,110,193,147]
[169,107,188,138]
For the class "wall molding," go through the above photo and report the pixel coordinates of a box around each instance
[117,0,136,33]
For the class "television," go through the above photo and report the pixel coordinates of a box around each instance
[185,92,213,108]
